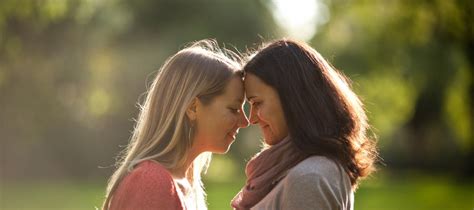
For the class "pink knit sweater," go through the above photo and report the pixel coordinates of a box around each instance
[109,160,185,210]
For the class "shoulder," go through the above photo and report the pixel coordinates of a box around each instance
[110,160,184,209]
[288,156,345,181]
[279,156,353,209]
[128,160,174,184]
[285,156,351,191]
[119,160,176,193]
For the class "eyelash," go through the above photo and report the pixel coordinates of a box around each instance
[229,108,240,113]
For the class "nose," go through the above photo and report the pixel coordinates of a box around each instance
[238,110,249,128]
[249,106,259,125]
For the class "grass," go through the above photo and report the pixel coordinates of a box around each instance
[1,181,105,209]
[204,179,244,210]
[353,172,474,210]
[1,172,473,210]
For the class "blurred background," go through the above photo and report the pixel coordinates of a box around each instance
[0,0,472,209]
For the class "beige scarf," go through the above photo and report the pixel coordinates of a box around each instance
[231,136,307,210]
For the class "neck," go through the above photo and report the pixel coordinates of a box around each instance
[170,146,201,180]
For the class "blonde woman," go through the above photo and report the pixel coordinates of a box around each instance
[103,40,249,210]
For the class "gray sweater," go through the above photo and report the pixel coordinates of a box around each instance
[251,156,354,210]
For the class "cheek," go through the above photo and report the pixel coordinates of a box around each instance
[263,106,282,134]
[212,111,235,136]
[258,107,271,125]
[223,113,238,129]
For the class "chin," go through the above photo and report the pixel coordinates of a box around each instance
[264,140,275,146]
[263,135,274,145]
[213,147,229,154]
[264,136,282,146]
[212,144,232,154]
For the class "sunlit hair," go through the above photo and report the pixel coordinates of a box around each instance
[103,39,242,210]
[244,39,378,189]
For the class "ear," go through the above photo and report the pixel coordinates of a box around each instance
[186,97,199,121]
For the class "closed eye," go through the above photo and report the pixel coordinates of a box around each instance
[251,102,261,108]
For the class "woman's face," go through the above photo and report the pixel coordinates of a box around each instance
[244,73,288,145]
[194,76,249,154]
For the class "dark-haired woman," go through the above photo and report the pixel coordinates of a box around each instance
[231,39,378,210]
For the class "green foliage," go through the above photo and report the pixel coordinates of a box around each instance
[312,0,472,157]
[0,0,276,181]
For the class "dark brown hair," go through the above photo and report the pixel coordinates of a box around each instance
[244,39,378,188]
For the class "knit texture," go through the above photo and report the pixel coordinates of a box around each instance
[109,160,185,210]
[250,156,354,210]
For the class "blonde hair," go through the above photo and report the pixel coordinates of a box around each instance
[103,39,242,210]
